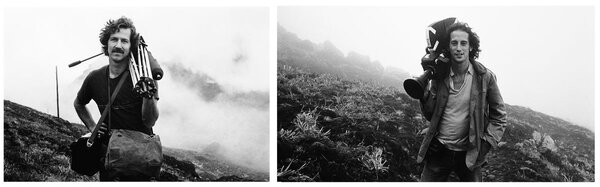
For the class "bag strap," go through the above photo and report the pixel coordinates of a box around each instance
[87,70,129,147]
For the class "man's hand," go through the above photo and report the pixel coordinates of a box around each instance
[134,77,158,99]
[74,101,96,131]
[421,48,451,81]
[481,140,492,155]
[420,49,437,72]
[97,122,109,139]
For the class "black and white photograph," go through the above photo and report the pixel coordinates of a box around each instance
[3,6,269,181]
[277,6,594,182]
[2,0,599,185]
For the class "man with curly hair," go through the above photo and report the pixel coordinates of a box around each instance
[74,16,159,181]
[417,21,507,181]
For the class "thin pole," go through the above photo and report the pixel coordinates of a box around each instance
[55,65,60,118]
[68,52,103,68]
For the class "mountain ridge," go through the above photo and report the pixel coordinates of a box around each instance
[277,24,411,91]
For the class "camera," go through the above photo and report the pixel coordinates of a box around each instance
[403,17,457,99]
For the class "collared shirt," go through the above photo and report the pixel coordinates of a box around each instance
[437,63,473,151]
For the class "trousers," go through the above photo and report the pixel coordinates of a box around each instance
[420,138,482,182]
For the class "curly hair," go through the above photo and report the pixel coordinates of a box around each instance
[445,22,481,60]
[99,16,138,56]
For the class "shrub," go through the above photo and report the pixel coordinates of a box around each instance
[292,109,331,137]
[359,146,389,173]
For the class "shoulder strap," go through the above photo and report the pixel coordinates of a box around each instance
[87,70,129,147]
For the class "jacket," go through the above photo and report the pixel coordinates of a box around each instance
[417,60,507,170]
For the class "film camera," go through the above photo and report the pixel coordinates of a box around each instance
[403,17,457,100]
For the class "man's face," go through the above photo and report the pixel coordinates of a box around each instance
[449,30,471,64]
[107,28,132,63]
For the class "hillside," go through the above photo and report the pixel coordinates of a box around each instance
[3,100,268,181]
[276,66,594,182]
[277,24,411,91]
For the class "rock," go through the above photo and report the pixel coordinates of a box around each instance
[532,131,542,144]
[542,135,558,152]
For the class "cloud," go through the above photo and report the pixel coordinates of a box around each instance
[153,61,269,172]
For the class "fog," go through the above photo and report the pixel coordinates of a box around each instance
[278,6,595,132]
[4,7,269,172]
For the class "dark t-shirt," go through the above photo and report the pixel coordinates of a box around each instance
[75,65,152,135]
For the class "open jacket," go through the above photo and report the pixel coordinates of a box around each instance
[417,60,507,170]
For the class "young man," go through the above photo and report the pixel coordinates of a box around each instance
[74,17,159,181]
[417,22,507,182]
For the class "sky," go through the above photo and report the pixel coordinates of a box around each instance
[278,6,595,132]
[3,7,270,171]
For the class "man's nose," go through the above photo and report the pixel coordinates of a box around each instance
[115,40,123,48]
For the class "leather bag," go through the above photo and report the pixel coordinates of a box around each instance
[103,129,163,180]
[69,134,104,176]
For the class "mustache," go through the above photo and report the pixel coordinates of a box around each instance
[111,48,125,54]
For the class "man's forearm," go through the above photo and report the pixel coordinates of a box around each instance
[141,97,159,128]
[74,102,96,131]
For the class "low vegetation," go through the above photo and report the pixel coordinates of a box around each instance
[3,100,268,181]
[277,67,594,182]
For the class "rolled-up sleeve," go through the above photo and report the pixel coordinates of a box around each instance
[75,73,93,105]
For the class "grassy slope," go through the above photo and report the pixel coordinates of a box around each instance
[3,100,268,181]
[277,67,426,181]
[276,67,594,182]
[4,100,96,181]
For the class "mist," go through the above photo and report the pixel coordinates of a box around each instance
[4,7,270,172]
[278,6,595,132]
[156,61,269,171]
